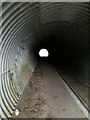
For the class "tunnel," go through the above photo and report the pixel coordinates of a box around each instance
[0,2,89,119]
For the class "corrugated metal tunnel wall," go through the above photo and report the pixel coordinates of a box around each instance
[0,2,89,118]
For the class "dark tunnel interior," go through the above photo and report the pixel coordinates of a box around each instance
[1,2,89,118]
[31,21,88,74]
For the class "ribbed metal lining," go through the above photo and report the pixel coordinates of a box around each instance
[0,2,89,118]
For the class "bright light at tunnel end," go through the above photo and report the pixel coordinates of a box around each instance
[39,48,49,57]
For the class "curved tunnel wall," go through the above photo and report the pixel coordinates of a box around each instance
[0,2,89,118]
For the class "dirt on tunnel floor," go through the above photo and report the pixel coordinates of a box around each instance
[12,63,86,118]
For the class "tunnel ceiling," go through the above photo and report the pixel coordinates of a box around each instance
[0,2,89,118]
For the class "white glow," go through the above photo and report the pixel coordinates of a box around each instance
[15,109,20,116]
[39,49,49,57]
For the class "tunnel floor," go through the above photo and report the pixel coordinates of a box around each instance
[12,63,86,118]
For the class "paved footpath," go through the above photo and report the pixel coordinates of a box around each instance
[12,63,86,118]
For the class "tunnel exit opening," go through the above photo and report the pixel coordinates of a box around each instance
[39,48,49,57]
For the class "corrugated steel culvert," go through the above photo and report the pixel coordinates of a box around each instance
[0,2,89,119]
